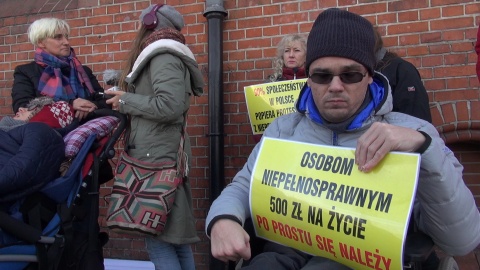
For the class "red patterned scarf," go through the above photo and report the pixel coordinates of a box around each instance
[282,67,306,80]
[142,28,186,50]
[35,48,95,101]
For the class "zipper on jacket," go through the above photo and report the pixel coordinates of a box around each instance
[332,132,339,146]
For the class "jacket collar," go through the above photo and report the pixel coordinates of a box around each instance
[126,39,204,96]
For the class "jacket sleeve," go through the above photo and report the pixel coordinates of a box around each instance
[391,60,432,123]
[11,64,38,113]
[82,65,109,109]
[415,124,480,256]
[205,142,262,236]
[205,117,288,236]
[119,54,187,122]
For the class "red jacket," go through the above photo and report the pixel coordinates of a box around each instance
[475,26,480,82]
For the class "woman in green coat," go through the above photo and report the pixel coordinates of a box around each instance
[106,4,204,270]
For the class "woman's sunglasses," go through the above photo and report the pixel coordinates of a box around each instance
[309,71,367,84]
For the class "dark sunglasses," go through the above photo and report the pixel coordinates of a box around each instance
[309,71,367,84]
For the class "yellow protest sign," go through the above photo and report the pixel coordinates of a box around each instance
[250,138,420,270]
[244,79,306,135]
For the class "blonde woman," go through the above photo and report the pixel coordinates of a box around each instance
[269,34,307,82]
[12,18,108,121]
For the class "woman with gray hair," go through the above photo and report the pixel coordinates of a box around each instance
[11,17,108,121]
[268,34,307,82]
[105,4,204,270]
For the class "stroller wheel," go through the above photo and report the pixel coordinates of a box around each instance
[437,256,459,270]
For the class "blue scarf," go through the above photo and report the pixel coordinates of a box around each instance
[296,77,385,131]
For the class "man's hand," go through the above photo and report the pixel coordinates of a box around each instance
[210,219,251,263]
[72,98,97,120]
[355,122,425,172]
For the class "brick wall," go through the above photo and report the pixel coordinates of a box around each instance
[0,1,479,269]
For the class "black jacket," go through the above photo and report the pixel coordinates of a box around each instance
[11,61,108,113]
[376,55,432,123]
[0,122,65,203]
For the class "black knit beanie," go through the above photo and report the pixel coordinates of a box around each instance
[306,8,376,75]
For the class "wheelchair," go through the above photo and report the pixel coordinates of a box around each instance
[404,231,459,270]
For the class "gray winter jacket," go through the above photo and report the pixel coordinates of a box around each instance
[119,39,204,244]
[206,73,480,256]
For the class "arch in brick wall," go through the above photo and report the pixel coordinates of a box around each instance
[431,101,480,144]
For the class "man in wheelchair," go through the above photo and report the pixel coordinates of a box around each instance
[206,8,480,270]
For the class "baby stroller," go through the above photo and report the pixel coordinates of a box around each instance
[0,109,127,270]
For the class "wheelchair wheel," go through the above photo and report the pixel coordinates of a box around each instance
[437,256,459,270]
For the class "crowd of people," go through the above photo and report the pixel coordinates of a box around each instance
[1,4,479,270]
